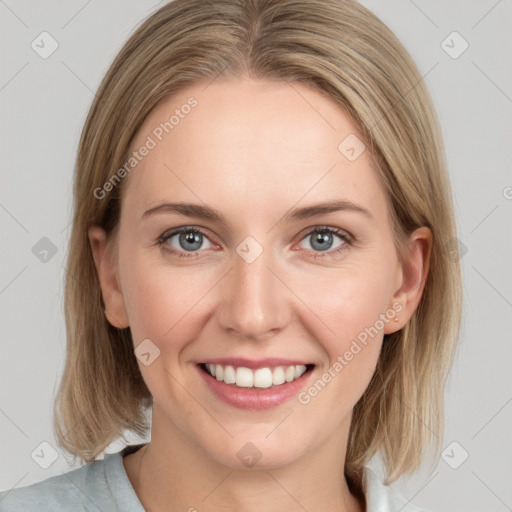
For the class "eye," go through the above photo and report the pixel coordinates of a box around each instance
[157,227,213,258]
[297,226,352,259]
[156,225,353,260]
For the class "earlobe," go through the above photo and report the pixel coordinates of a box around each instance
[384,226,432,334]
[88,225,130,329]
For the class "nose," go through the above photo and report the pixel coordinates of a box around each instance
[217,245,291,341]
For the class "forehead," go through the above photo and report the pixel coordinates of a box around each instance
[122,78,388,225]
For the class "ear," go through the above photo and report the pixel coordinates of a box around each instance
[384,226,432,334]
[88,225,130,329]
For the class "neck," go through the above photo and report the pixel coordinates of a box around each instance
[124,406,364,512]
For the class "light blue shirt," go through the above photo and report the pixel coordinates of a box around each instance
[0,444,428,511]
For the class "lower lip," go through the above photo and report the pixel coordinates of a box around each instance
[197,365,313,410]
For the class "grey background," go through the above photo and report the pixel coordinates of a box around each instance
[1,1,511,510]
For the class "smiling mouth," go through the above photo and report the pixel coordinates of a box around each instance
[199,363,315,389]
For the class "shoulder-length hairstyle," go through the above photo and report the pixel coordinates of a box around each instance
[54,0,463,490]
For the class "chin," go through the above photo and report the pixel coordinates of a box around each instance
[198,433,307,471]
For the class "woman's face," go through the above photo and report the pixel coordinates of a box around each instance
[95,77,424,469]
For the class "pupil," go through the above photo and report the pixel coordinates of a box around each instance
[313,232,332,251]
[181,231,201,250]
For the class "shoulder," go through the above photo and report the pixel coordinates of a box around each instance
[0,457,109,512]
[363,467,430,512]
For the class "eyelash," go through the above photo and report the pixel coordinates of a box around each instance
[156,225,354,260]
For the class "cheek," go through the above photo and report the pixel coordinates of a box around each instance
[298,261,395,347]
[293,268,390,418]
[121,254,216,347]
[293,256,396,401]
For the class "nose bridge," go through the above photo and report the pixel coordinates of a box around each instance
[219,239,289,339]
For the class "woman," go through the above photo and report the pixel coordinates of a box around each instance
[0,0,462,510]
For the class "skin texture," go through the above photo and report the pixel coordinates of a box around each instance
[89,77,431,512]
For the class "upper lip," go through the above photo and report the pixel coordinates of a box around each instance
[197,357,313,370]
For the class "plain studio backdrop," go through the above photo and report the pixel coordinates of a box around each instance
[1,1,511,511]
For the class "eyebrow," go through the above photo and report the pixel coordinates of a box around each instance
[141,200,373,224]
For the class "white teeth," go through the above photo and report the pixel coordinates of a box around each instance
[204,363,308,388]
[272,366,285,385]
[223,365,236,384]
[235,367,253,387]
[285,366,295,382]
[295,365,306,378]
[253,368,273,388]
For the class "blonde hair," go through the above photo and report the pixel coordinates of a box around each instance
[54,0,463,491]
